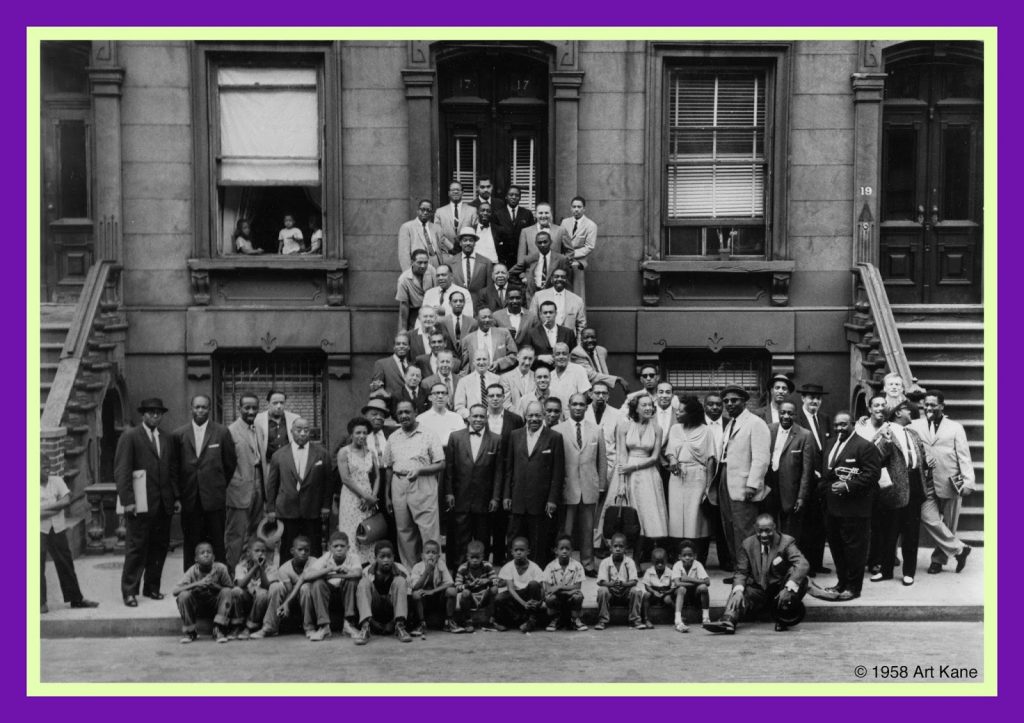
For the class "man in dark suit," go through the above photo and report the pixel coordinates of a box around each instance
[524,300,577,365]
[483,382,524,564]
[114,397,177,607]
[503,400,565,566]
[438,290,478,350]
[370,332,414,403]
[814,411,882,601]
[444,404,504,571]
[492,185,536,268]
[492,287,537,347]
[421,349,459,411]
[415,330,461,379]
[510,231,573,303]
[409,307,455,360]
[169,394,237,569]
[394,365,430,416]
[766,400,814,540]
[451,227,493,308]
[264,417,332,564]
[467,176,494,209]
[704,513,810,634]
[478,264,514,312]
[795,382,832,576]
[756,373,795,426]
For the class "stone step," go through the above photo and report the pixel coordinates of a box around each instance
[890,305,984,326]
[909,360,984,382]
[40,323,72,346]
[903,342,984,364]
[957,507,984,532]
[960,530,985,548]
[896,323,984,345]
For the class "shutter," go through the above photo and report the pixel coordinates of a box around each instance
[218,67,320,185]
[453,135,478,200]
[510,136,537,210]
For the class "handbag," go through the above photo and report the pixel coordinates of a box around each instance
[602,479,641,545]
[357,511,389,545]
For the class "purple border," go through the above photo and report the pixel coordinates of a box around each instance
[6,0,1008,712]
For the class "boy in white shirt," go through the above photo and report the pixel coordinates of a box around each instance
[639,546,673,629]
[494,536,545,632]
[542,535,588,631]
[300,531,363,641]
[595,533,642,630]
[40,460,98,613]
[408,539,455,636]
[671,539,711,632]
[278,213,303,255]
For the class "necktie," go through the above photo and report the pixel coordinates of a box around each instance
[400,358,408,373]
[465,255,472,286]
[453,203,459,224]
[455,317,461,341]
[828,438,843,468]
[572,220,578,237]
[445,376,452,400]
[498,287,505,306]
[422,222,436,260]
[149,428,160,458]
[440,289,446,306]
[576,422,582,448]
[760,544,770,586]
[480,374,487,403]
[808,413,820,447]
[541,254,548,286]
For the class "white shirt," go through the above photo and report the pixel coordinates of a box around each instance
[474,329,495,361]
[422,283,475,320]
[506,310,524,335]
[417,408,466,446]
[772,425,791,472]
[487,411,505,436]
[705,416,724,460]
[893,425,918,469]
[468,428,484,458]
[654,406,675,450]
[548,363,592,417]
[291,441,309,482]
[801,407,822,449]
[474,227,498,263]
[544,324,558,350]
[767,404,781,424]
[192,420,208,455]
[526,427,542,456]
[367,430,388,467]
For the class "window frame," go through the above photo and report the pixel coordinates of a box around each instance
[646,43,791,261]
[191,42,343,260]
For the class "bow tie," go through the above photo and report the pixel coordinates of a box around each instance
[296,444,307,450]
[470,431,483,436]
[479,223,489,229]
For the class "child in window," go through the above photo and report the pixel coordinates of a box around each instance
[278,213,303,255]
[233,219,262,255]
[305,214,323,254]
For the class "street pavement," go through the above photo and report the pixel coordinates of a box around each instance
[39,622,984,684]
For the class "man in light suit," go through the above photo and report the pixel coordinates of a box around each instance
[704,514,809,634]
[911,391,974,573]
[766,400,814,540]
[454,348,503,420]
[370,332,415,404]
[559,196,598,300]
[501,346,537,412]
[460,307,518,374]
[114,397,176,607]
[571,328,628,392]
[529,268,586,338]
[225,393,264,569]
[516,202,567,266]
[434,181,477,252]
[169,394,238,569]
[492,287,537,347]
[492,185,535,269]
[510,231,574,303]
[421,264,475,321]
[264,417,332,564]
[555,393,607,575]
[444,404,504,571]
[503,401,565,567]
[254,390,300,484]
[716,385,771,569]
[451,227,494,307]
[397,199,447,270]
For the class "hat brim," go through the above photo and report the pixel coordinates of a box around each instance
[797,387,829,395]
[257,518,285,547]
[137,405,168,413]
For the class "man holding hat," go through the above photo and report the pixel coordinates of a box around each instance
[758,373,795,425]
[114,397,177,607]
[704,514,810,634]
[795,382,832,576]
[716,384,771,570]
[452,224,494,307]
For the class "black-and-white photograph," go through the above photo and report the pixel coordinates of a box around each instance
[35,34,988,686]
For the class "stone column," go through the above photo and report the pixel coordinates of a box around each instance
[88,41,125,264]
[551,70,584,213]
[402,42,436,210]
[850,72,887,269]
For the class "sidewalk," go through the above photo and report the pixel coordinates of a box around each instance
[40,545,984,638]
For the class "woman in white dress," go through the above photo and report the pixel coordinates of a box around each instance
[612,393,665,561]
[336,416,380,562]
[665,395,717,560]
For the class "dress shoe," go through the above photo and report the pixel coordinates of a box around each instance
[869,564,881,575]
[927,562,943,574]
[955,545,972,573]
[70,599,99,608]
[870,573,893,582]
[143,591,165,601]
[702,620,735,635]
[123,595,138,607]
[722,577,734,585]
[807,584,842,601]
[902,576,915,586]
[774,622,789,632]
[835,590,859,601]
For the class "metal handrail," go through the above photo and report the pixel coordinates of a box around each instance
[854,261,922,395]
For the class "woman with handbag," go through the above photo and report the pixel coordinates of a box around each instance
[613,393,666,562]
[336,417,381,563]
[664,396,717,562]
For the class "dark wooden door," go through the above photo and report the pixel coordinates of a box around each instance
[438,51,548,210]
[879,49,983,304]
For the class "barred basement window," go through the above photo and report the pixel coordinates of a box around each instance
[216,352,327,442]
[662,349,770,411]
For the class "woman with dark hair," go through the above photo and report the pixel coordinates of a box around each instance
[665,396,717,561]
[611,393,666,561]
[336,416,379,562]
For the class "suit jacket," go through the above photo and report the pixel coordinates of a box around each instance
[554,419,608,504]
[254,410,300,482]
[585,404,622,477]
[414,352,461,379]
[755,404,782,426]
[492,308,538,347]
[460,327,518,373]
[266,442,332,519]
[227,417,263,510]
[511,250,574,299]
[434,202,476,249]
[488,410,525,457]
[439,314,478,348]
[559,214,598,266]
[408,325,456,360]
[500,368,536,411]
[478,283,515,313]
[517,224,568,266]
[795,407,832,477]
[397,219,446,270]
[371,355,415,399]
[768,423,814,510]
[453,370,503,418]
[444,428,504,512]
[529,287,587,337]
[169,421,238,512]
[822,432,882,518]
[503,426,565,515]
[395,384,430,416]
[910,416,975,498]
[524,323,577,359]
[421,372,459,409]
[721,409,771,502]
[113,423,175,513]
[492,204,535,267]
[570,344,620,389]
[451,253,494,300]
[734,531,809,590]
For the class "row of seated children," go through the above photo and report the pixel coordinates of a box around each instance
[232,214,323,256]
[172,533,714,644]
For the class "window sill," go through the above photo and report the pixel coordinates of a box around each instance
[640,259,794,306]
[187,257,348,306]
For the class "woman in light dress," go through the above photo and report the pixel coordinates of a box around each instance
[611,393,666,560]
[336,416,380,562]
[664,395,717,560]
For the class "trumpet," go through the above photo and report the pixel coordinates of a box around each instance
[834,466,860,482]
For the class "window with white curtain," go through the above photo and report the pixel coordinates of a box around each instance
[664,65,771,257]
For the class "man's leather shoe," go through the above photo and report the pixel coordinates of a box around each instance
[144,591,165,601]
[722,577,734,585]
[808,584,842,601]
[123,595,138,607]
[774,622,789,632]
[955,545,972,573]
[70,599,99,608]
[702,620,735,634]
[835,590,858,601]
[927,562,943,574]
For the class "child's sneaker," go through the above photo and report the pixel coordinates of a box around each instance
[675,621,689,633]
[644,620,655,629]
[545,620,559,632]
[594,621,606,631]
[463,622,475,633]
[214,627,229,643]
[237,628,251,641]
[482,619,503,632]
[572,617,589,631]
[228,626,244,640]
[310,624,332,642]
[395,622,413,643]
[354,622,370,646]
[179,630,198,644]
[342,620,359,638]
[409,623,426,637]
[249,628,275,640]
[443,618,465,634]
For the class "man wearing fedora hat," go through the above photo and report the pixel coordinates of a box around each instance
[114,397,177,607]
[795,383,832,576]
[757,374,795,426]
[451,224,494,306]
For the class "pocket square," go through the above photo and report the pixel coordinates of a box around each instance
[772,556,783,567]
[791,449,801,454]
[844,458,856,463]
[541,449,552,454]
[209,443,220,448]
